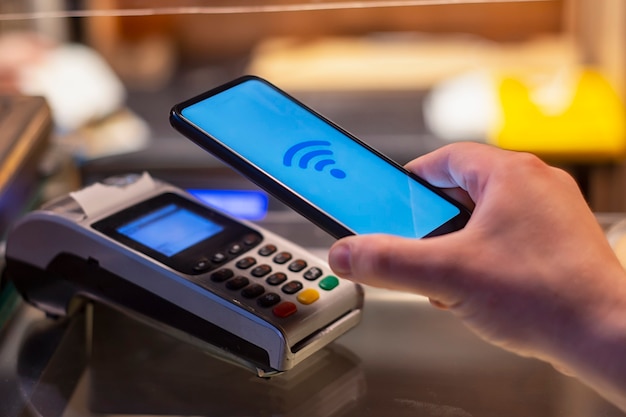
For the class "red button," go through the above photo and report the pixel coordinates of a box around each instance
[273,302,297,318]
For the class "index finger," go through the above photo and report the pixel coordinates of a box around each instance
[405,142,512,203]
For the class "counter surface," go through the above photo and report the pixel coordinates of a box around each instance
[2,214,626,417]
[1,286,624,417]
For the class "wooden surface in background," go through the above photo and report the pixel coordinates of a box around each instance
[87,0,565,64]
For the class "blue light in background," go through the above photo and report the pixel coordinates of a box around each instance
[187,189,269,221]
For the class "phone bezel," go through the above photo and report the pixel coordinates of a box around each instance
[170,75,470,239]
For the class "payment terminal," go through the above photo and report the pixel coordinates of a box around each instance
[4,173,363,376]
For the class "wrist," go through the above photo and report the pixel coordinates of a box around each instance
[551,265,626,410]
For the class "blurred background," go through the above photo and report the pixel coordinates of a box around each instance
[2,2,626,417]
[1,0,625,226]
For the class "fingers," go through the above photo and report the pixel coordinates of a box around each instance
[328,233,469,306]
[327,142,569,305]
[327,143,504,303]
[404,142,515,201]
[403,143,489,211]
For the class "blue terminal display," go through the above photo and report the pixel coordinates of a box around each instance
[117,203,224,256]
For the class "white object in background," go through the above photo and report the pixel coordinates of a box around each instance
[69,172,156,218]
[18,43,126,132]
[423,71,500,142]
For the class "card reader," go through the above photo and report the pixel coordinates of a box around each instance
[4,173,363,376]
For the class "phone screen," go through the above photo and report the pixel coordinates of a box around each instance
[177,77,466,238]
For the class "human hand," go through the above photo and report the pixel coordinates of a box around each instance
[328,142,626,407]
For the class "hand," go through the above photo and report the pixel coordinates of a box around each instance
[328,142,626,408]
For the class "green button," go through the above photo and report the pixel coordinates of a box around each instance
[319,275,339,291]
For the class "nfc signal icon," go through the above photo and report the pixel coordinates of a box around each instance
[283,140,346,179]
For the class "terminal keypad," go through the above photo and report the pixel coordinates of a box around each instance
[199,242,339,319]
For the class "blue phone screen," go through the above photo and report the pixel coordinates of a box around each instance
[180,79,460,238]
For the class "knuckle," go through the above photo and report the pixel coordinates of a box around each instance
[507,151,545,172]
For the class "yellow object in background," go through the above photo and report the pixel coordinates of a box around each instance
[491,70,626,161]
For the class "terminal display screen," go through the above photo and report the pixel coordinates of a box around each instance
[116,203,224,257]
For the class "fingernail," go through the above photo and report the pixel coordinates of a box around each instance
[329,243,352,277]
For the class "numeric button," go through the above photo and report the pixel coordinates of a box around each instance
[226,276,249,290]
[303,267,323,281]
[258,292,281,307]
[251,264,272,277]
[258,244,277,256]
[288,259,307,272]
[266,272,287,286]
[273,251,292,264]
[281,281,303,294]
[242,284,265,299]
[210,268,234,282]
[236,257,256,269]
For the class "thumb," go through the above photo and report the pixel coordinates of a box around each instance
[328,233,469,305]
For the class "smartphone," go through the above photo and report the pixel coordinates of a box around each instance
[170,75,470,239]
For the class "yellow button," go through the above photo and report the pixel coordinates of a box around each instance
[297,288,320,305]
